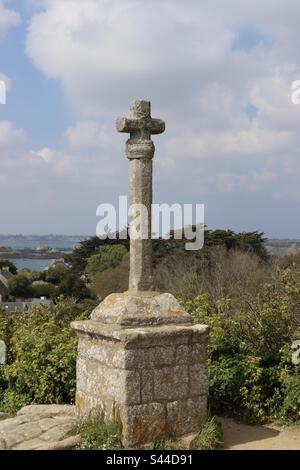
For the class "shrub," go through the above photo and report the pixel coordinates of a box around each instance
[0,260,17,274]
[279,368,300,421]
[31,281,57,298]
[57,274,90,300]
[183,267,300,423]
[75,412,123,450]
[0,298,92,414]
[91,259,129,299]
[85,245,128,276]
[8,274,33,299]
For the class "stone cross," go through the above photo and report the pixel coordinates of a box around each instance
[117,100,165,291]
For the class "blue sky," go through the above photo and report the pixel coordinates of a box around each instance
[0,0,300,237]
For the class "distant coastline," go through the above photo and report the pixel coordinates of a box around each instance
[0,235,90,271]
[0,235,299,270]
[0,235,90,251]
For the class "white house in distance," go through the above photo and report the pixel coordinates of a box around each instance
[44,258,70,272]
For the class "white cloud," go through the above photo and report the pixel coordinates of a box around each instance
[0,1,20,41]
[0,121,26,147]
[65,120,117,150]
[3,0,299,234]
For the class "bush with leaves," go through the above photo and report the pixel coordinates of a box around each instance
[31,281,57,298]
[0,260,17,274]
[85,245,128,276]
[0,298,94,414]
[183,267,300,423]
[8,274,33,299]
[57,274,91,300]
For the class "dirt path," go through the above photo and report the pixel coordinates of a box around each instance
[219,417,300,450]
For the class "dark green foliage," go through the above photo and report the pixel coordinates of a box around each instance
[31,281,57,298]
[91,259,129,300]
[0,299,93,414]
[204,229,268,260]
[42,266,67,285]
[0,260,17,274]
[66,234,129,275]
[8,274,33,298]
[57,274,90,300]
[85,245,128,276]
[183,267,300,423]
[66,229,267,276]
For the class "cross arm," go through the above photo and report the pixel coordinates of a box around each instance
[116,117,165,135]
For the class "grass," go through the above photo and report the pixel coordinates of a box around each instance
[154,416,223,450]
[153,439,184,450]
[71,411,123,450]
[70,410,223,451]
[190,416,223,450]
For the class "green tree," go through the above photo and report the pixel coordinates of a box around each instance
[0,298,93,413]
[57,274,90,300]
[31,281,57,298]
[66,234,129,275]
[0,260,17,275]
[85,245,128,276]
[43,265,67,285]
[91,259,129,299]
[8,274,33,299]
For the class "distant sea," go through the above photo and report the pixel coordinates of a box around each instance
[0,235,90,272]
[0,235,89,250]
[11,259,53,272]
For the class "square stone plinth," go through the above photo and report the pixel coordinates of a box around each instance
[71,320,209,448]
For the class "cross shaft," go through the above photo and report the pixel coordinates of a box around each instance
[117,100,165,291]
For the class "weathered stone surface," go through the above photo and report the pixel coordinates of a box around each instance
[154,366,189,401]
[166,397,207,437]
[78,337,125,368]
[176,345,190,364]
[17,404,75,417]
[39,422,75,443]
[125,345,175,369]
[72,315,209,447]
[37,434,81,451]
[120,402,165,447]
[117,100,165,292]
[90,291,191,326]
[191,326,210,344]
[0,405,76,451]
[190,342,208,363]
[189,364,209,396]
[71,100,210,449]
[13,438,45,451]
[77,356,140,405]
[141,370,153,403]
[72,321,209,348]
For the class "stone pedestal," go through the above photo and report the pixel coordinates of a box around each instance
[71,292,209,448]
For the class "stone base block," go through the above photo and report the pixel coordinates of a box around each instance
[71,319,209,448]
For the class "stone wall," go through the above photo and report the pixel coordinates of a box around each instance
[73,321,209,448]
